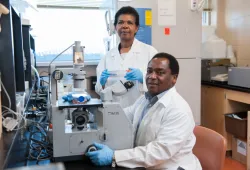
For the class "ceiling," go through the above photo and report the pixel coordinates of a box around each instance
[36,0,108,8]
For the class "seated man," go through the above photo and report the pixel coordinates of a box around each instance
[86,52,202,170]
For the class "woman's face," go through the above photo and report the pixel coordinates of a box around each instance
[115,14,138,41]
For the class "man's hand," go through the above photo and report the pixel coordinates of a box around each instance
[124,68,143,83]
[85,142,114,166]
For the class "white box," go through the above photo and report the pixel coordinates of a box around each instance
[232,136,247,165]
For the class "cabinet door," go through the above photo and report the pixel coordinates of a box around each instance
[201,86,206,125]
[201,86,225,134]
[202,86,232,150]
[224,90,250,150]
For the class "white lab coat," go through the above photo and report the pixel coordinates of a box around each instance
[115,87,202,170]
[95,38,158,108]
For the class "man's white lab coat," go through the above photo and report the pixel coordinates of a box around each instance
[115,87,202,170]
[95,38,157,108]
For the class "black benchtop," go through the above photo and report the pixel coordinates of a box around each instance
[201,80,250,93]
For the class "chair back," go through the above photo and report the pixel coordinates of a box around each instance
[193,126,227,170]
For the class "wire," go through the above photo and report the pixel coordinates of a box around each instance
[2,105,26,131]
[31,65,41,92]
[47,43,75,106]
[48,43,74,67]
[1,80,11,109]
[39,71,49,76]
[41,80,49,84]
[0,81,25,131]
[2,105,20,118]
[26,122,53,164]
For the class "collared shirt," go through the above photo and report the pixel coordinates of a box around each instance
[115,86,200,169]
[135,90,168,135]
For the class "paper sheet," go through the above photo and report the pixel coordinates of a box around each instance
[158,0,176,26]
[237,139,247,156]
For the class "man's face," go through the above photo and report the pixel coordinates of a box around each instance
[115,14,138,41]
[146,58,178,96]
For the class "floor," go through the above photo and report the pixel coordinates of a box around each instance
[224,157,246,170]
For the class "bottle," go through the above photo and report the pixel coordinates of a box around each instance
[62,93,91,103]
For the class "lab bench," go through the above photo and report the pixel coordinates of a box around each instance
[201,81,250,169]
[1,89,143,170]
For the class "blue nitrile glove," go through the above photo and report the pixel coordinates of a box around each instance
[124,68,143,83]
[85,142,114,166]
[62,94,91,102]
[62,94,73,102]
[100,69,110,86]
[85,95,91,101]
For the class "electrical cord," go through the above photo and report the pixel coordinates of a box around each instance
[1,80,27,131]
[1,80,11,108]
[29,134,53,163]
[26,122,53,164]
[2,105,26,131]
[14,72,52,164]
[31,65,41,92]
[36,102,47,111]
[39,71,49,76]
[1,79,48,132]
[1,74,51,162]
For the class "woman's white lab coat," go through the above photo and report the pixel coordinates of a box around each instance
[114,87,202,170]
[95,38,157,108]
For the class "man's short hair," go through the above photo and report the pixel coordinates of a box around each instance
[151,52,179,75]
[114,6,140,27]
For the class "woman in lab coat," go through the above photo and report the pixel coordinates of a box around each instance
[95,6,157,108]
[87,53,202,170]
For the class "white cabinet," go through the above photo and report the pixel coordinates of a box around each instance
[176,59,201,125]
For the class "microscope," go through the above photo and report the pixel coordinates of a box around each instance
[49,41,134,161]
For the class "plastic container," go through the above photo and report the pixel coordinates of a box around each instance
[62,92,91,103]
[106,70,129,87]
[108,70,128,77]
[201,34,227,59]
